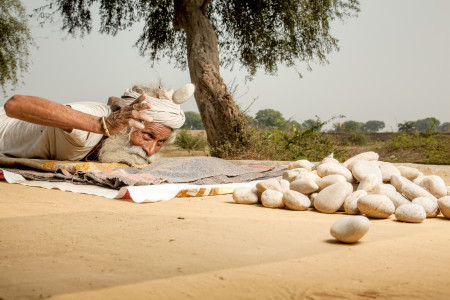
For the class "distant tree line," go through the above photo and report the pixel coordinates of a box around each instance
[182,110,449,133]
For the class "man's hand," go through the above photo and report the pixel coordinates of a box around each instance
[104,94,153,136]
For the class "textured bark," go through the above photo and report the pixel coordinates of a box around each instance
[174,0,246,154]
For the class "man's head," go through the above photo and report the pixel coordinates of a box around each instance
[99,82,194,166]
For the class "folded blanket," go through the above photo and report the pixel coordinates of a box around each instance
[1,156,286,189]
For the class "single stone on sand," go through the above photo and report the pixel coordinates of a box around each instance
[314,182,353,214]
[412,197,440,218]
[437,196,450,219]
[261,190,284,208]
[256,178,282,193]
[395,204,426,223]
[357,194,395,219]
[232,186,259,204]
[344,190,367,215]
[397,166,421,180]
[330,216,370,243]
[283,190,311,211]
[290,178,319,195]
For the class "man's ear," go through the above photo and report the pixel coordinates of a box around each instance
[172,83,195,104]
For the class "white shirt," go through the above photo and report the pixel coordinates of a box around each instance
[0,102,111,161]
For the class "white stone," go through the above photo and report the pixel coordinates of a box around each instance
[351,160,382,182]
[279,179,291,193]
[357,194,395,219]
[395,177,437,201]
[343,151,379,169]
[372,184,397,194]
[256,178,282,193]
[330,216,370,243]
[379,162,401,182]
[320,156,341,165]
[283,190,311,211]
[232,186,259,204]
[357,174,382,192]
[416,175,447,199]
[290,178,319,195]
[437,196,450,219]
[315,174,347,190]
[282,168,307,182]
[260,190,284,208]
[395,204,426,223]
[288,159,312,171]
[309,192,318,208]
[314,182,353,214]
[344,190,367,215]
[376,189,410,209]
[397,166,421,180]
[412,197,440,218]
[316,163,353,182]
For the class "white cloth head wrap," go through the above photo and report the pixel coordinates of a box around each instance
[122,88,186,129]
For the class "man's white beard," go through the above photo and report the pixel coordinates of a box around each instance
[98,129,159,166]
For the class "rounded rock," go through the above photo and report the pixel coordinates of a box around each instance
[316,174,347,190]
[343,152,379,169]
[437,196,450,219]
[395,204,426,223]
[357,174,382,192]
[351,160,382,182]
[314,182,353,214]
[379,162,401,182]
[330,216,370,243]
[290,178,319,195]
[316,163,353,182]
[283,190,311,211]
[256,178,282,193]
[412,197,440,218]
[357,194,395,219]
[397,166,421,180]
[288,159,312,171]
[344,190,367,215]
[232,186,259,204]
[261,190,284,208]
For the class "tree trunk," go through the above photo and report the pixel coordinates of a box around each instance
[174,0,247,156]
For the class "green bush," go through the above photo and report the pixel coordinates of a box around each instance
[175,130,207,154]
[348,132,369,145]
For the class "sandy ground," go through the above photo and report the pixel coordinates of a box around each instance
[1,166,450,300]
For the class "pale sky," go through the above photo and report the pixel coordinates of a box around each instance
[4,0,450,131]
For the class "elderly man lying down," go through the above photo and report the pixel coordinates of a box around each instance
[0,83,195,166]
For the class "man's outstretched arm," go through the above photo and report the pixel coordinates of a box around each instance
[4,94,153,136]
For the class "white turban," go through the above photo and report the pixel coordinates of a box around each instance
[122,88,186,129]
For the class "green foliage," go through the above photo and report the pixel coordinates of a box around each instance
[36,0,360,77]
[415,117,440,133]
[0,0,34,94]
[341,120,363,132]
[302,118,323,131]
[181,111,204,130]
[382,133,450,165]
[361,120,385,132]
[347,132,369,145]
[254,108,287,129]
[174,130,207,154]
[438,122,450,133]
[398,121,417,133]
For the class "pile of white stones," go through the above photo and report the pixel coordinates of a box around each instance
[233,151,450,243]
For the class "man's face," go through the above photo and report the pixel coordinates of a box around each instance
[129,122,173,157]
[98,122,172,166]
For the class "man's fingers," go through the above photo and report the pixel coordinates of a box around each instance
[128,119,145,129]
